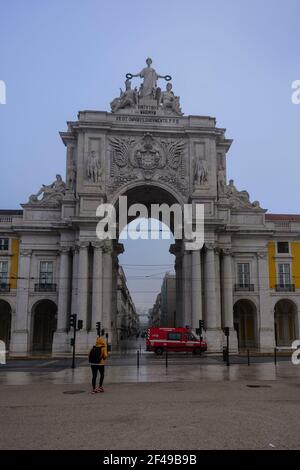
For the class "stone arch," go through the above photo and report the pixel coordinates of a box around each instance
[110,180,187,209]
[106,182,182,345]
[112,182,186,240]
[32,299,57,353]
[233,299,257,349]
[274,299,298,347]
[0,299,12,350]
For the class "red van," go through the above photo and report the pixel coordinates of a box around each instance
[146,327,207,355]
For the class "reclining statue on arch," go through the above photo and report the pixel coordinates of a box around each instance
[110,79,138,112]
[28,174,66,204]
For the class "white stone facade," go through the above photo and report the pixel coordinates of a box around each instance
[0,60,299,356]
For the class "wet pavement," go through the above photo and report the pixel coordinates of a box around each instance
[0,352,299,386]
[1,371,300,449]
[1,348,300,449]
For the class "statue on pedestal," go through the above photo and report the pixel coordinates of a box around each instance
[128,57,171,99]
[87,150,102,184]
[194,157,208,187]
[160,83,182,115]
[217,165,226,196]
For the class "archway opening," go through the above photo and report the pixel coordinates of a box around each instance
[114,184,181,348]
[32,300,57,353]
[233,299,257,349]
[0,299,12,349]
[274,299,297,346]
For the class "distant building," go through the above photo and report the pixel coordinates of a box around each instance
[160,273,176,327]
[116,266,139,344]
[149,273,176,327]
[149,293,161,327]
[137,310,149,331]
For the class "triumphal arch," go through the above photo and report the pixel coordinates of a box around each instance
[10,58,274,355]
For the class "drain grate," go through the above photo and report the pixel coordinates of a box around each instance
[247,384,271,388]
[63,390,86,395]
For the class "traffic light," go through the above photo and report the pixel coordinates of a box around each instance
[70,338,75,347]
[69,314,77,328]
[224,327,230,337]
[96,322,101,336]
[77,320,83,330]
[196,319,205,336]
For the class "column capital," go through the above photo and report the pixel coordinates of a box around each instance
[169,243,181,256]
[205,242,215,251]
[78,241,89,250]
[91,241,105,250]
[67,142,76,149]
[257,251,267,259]
[222,247,232,256]
[114,242,124,255]
[102,240,113,254]
[71,244,79,254]
[20,248,32,257]
[60,246,70,254]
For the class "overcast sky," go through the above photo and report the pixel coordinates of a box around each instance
[1,0,299,309]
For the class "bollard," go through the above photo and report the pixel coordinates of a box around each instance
[226,336,230,367]
[165,348,168,369]
[137,349,140,369]
[247,349,250,366]
[274,347,277,366]
[222,346,227,362]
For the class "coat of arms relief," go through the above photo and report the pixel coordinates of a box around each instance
[108,133,188,195]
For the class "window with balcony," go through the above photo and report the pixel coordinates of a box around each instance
[235,263,254,291]
[35,261,56,292]
[0,260,9,291]
[276,263,294,291]
[0,238,9,251]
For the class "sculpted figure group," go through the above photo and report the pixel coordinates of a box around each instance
[110,58,182,115]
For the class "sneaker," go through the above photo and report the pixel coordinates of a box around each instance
[97,386,104,393]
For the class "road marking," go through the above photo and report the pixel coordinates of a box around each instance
[37,360,60,367]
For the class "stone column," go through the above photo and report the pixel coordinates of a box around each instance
[191,249,202,329]
[10,249,32,356]
[91,242,103,330]
[56,247,70,331]
[222,249,234,328]
[170,242,182,327]
[77,242,89,327]
[215,248,221,321]
[52,247,71,353]
[71,245,79,316]
[222,248,238,352]
[257,251,275,351]
[76,242,89,352]
[205,244,217,328]
[204,243,223,351]
[175,256,182,327]
[182,251,192,327]
[102,241,113,334]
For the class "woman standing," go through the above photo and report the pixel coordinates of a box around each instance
[89,336,108,394]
